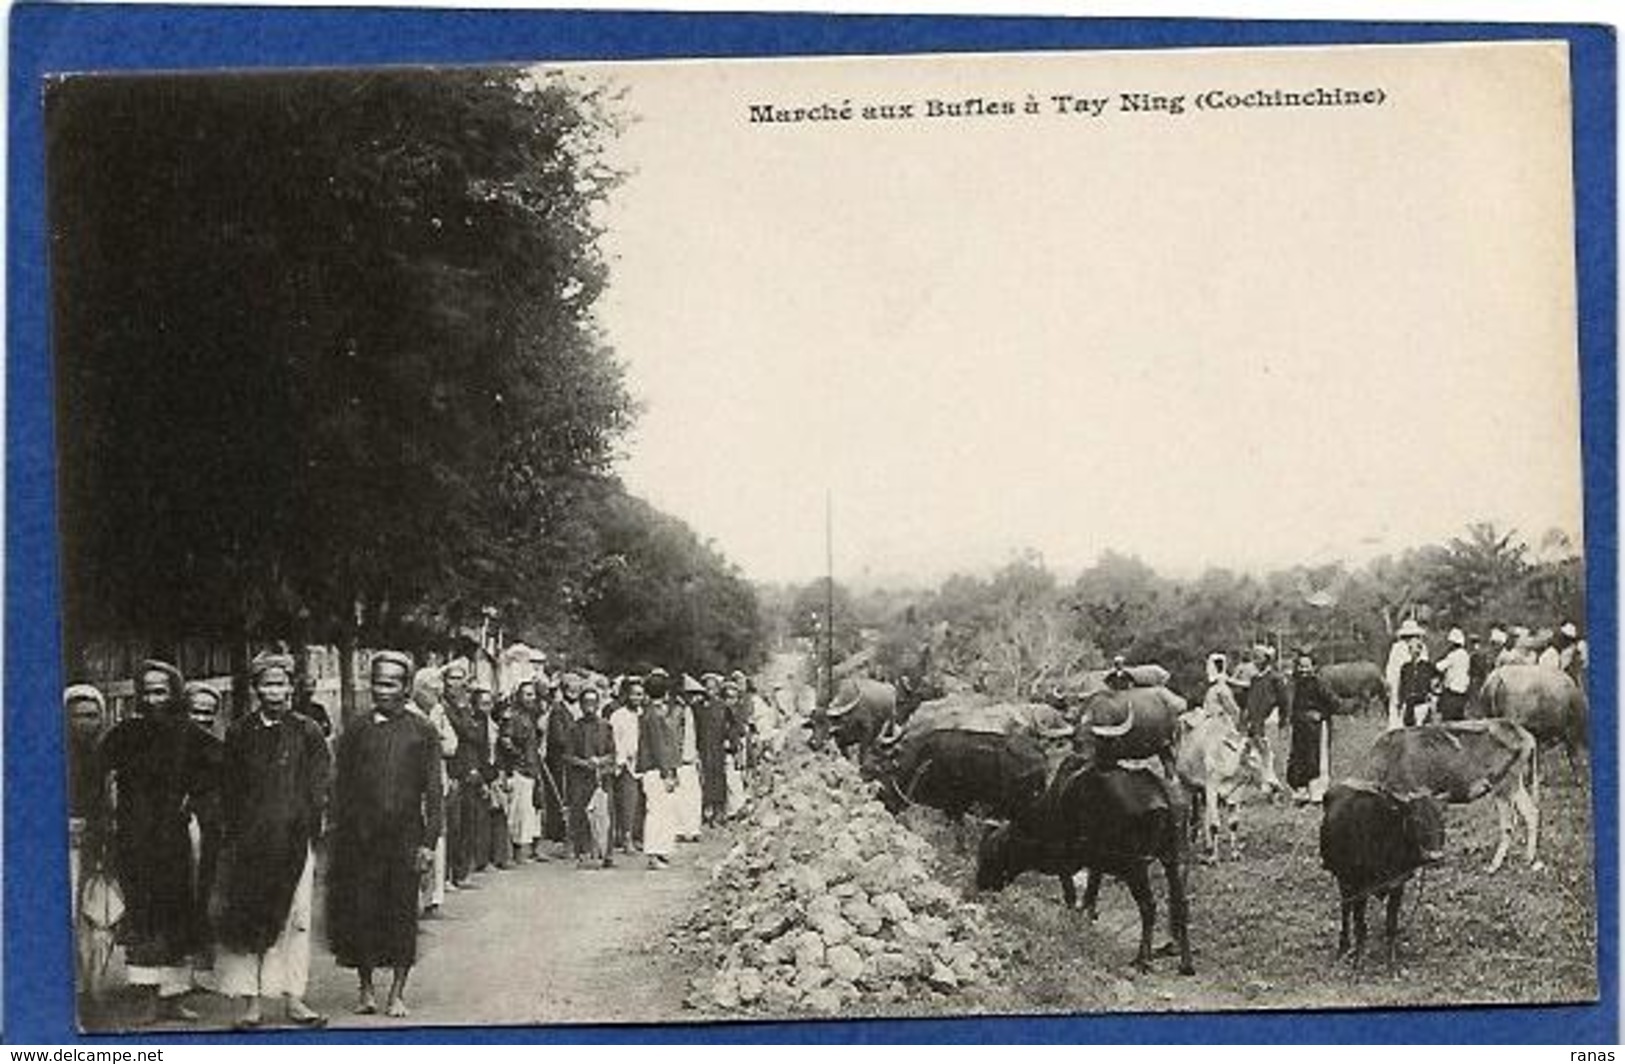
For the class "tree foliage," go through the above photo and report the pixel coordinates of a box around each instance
[50,68,627,646]
[822,523,1585,700]
[577,491,766,674]
[50,67,763,674]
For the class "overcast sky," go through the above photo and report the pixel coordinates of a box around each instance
[579,42,1582,587]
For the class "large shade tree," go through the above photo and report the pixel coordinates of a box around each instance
[49,68,652,689]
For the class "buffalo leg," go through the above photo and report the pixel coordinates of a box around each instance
[1512,779,1541,869]
[1163,854,1196,975]
[1337,896,1354,958]
[1384,886,1404,974]
[1351,896,1369,973]
[1487,795,1512,873]
[1203,784,1222,861]
[1124,866,1157,973]
[1080,868,1103,921]
[1059,873,1078,910]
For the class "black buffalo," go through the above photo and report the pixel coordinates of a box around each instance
[1319,781,1446,971]
[864,728,1049,822]
[975,756,1195,975]
[811,677,897,758]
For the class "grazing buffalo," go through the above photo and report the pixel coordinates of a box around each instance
[1356,720,1540,872]
[864,728,1049,826]
[976,757,1195,975]
[1175,711,1268,861]
[1319,781,1446,971]
[814,677,897,757]
[1075,686,1186,768]
[1477,665,1588,777]
[1318,661,1388,716]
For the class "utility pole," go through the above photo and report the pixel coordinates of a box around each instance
[825,488,835,706]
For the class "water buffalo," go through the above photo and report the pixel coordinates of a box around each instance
[1318,661,1387,716]
[1477,665,1587,778]
[1175,710,1268,861]
[813,677,897,757]
[1075,686,1186,768]
[1319,781,1445,972]
[976,756,1195,975]
[1356,719,1539,872]
[864,728,1049,824]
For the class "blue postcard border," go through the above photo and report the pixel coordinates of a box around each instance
[5,6,1616,1044]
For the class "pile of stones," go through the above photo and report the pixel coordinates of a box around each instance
[677,748,1003,1015]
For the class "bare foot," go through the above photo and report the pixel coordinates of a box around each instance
[286,998,324,1025]
[157,997,200,1022]
[354,992,378,1015]
[386,998,410,1018]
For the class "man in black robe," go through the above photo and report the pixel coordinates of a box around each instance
[212,652,331,1028]
[440,657,480,888]
[563,687,615,866]
[96,659,216,1024]
[692,675,729,827]
[1286,650,1336,799]
[542,672,580,850]
[326,651,443,1019]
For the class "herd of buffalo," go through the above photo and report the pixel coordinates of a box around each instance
[807,661,1589,975]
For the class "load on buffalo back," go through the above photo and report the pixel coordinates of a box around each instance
[1319,781,1446,970]
[975,754,1195,975]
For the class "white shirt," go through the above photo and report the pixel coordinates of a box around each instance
[609,706,641,769]
[1437,646,1471,694]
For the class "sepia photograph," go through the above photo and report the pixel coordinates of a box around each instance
[42,30,1602,1036]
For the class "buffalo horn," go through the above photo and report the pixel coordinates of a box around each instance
[1090,704,1136,739]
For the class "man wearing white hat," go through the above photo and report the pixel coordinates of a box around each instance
[1385,619,1428,730]
[1394,620,1434,727]
[1435,628,1472,722]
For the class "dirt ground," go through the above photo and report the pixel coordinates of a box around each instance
[923,710,1600,1017]
[77,704,1597,1033]
[80,834,728,1034]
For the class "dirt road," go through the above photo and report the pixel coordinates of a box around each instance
[82,835,728,1033]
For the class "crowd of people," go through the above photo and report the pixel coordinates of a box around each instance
[1383,618,1588,730]
[64,649,787,1028]
[1183,617,1588,805]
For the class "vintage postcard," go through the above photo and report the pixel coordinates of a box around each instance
[41,32,1601,1037]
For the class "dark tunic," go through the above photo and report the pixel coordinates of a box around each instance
[68,729,105,820]
[213,712,331,953]
[542,705,575,840]
[1397,658,1435,724]
[498,710,541,778]
[326,711,443,969]
[97,712,219,967]
[692,697,733,813]
[1286,673,1336,789]
[636,699,684,777]
[1243,668,1289,739]
[564,715,614,856]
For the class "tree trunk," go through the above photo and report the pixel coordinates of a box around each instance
[338,594,360,726]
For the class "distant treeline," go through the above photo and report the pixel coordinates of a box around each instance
[760,522,1585,698]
